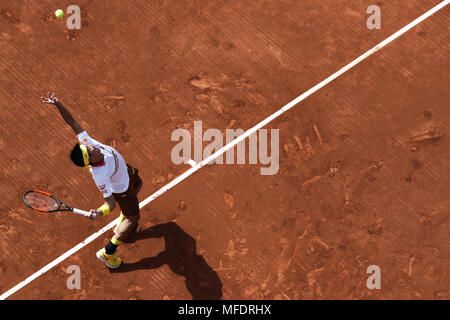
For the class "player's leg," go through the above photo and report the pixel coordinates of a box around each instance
[113,164,142,233]
[114,214,140,241]
[97,183,140,269]
[110,188,139,243]
[113,211,126,234]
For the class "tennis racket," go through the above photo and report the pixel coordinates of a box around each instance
[23,190,90,217]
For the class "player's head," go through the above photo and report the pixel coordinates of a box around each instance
[70,143,103,167]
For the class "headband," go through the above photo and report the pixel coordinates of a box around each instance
[79,144,90,167]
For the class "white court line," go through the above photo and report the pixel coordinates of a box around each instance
[1,0,448,300]
[187,159,197,167]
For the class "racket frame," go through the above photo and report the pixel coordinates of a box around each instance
[23,190,90,217]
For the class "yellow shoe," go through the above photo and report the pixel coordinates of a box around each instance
[113,212,126,233]
[96,248,122,269]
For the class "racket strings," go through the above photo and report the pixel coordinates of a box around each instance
[25,192,59,211]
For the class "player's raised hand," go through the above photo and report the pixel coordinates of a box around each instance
[41,91,58,104]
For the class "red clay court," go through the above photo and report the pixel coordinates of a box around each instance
[0,0,448,300]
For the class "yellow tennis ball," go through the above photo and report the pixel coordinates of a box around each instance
[55,9,64,18]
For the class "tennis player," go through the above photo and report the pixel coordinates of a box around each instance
[41,92,143,269]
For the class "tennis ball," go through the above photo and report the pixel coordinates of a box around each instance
[55,9,64,18]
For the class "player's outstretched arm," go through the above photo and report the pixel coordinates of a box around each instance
[41,91,84,135]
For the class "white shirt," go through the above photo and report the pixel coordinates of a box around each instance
[77,131,129,197]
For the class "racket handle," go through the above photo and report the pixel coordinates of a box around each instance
[73,208,90,217]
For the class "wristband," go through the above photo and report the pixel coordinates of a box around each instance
[97,204,111,216]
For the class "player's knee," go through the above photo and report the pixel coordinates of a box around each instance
[126,215,140,225]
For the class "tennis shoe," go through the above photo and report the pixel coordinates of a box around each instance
[96,248,122,269]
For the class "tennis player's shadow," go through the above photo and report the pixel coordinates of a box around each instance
[112,222,223,300]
